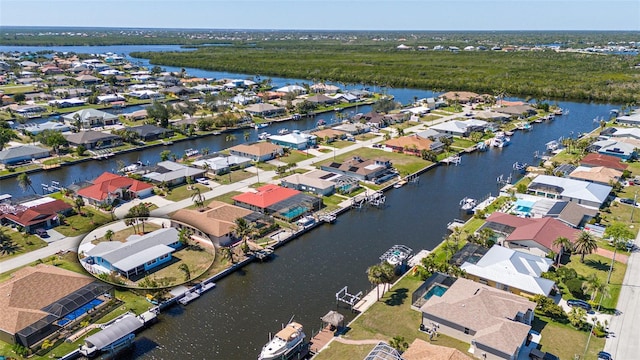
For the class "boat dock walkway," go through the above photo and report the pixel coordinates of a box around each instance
[309,326,336,355]
[353,284,387,313]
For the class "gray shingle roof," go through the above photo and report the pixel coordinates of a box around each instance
[0,145,49,161]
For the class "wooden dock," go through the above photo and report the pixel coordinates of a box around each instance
[309,326,335,354]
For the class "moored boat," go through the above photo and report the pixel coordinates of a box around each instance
[491,132,511,147]
[258,321,306,360]
[460,197,477,213]
[255,123,269,129]
[258,132,271,140]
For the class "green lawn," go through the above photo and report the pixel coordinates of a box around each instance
[322,194,347,211]
[563,253,626,311]
[164,183,209,202]
[355,133,379,141]
[55,209,113,237]
[534,315,605,360]
[211,169,256,184]
[278,151,316,164]
[314,148,432,177]
[209,191,243,205]
[599,201,640,236]
[451,138,476,149]
[328,140,356,149]
[0,227,48,260]
[313,343,375,360]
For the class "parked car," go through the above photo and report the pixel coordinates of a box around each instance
[567,299,592,312]
[195,177,210,186]
[35,228,48,238]
[597,351,613,360]
[620,197,636,205]
[529,348,559,360]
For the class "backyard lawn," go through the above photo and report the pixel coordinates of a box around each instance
[313,148,432,177]
[0,227,47,260]
[534,315,605,360]
[55,209,113,237]
[211,169,256,184]
[563,253,626,311]
[164,183,209,202]
[278,151,316,164]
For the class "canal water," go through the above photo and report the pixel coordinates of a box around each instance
[0,45,617,359]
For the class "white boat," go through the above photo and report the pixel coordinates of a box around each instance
[118,161,146,173]
[513,162,527,172]
[546,140,560,152]
[258,321,306,360]
[491,132,511,147]
[255,123,269,129]
[393,179,407,189]
[517,122,532,131]
[258,132,271,140]
[460,197,477,212]
[185,148,199,157]
[476,141,488,151]
[278,128,290,135]
[554,108,564,115]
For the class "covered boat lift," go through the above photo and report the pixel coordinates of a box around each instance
[79,314,144,357]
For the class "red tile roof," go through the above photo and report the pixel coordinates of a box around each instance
[1,200,71,227]
[486,212,580,252]
[78,172,153,201]
[232,184,300,209]
[581,153,628,171]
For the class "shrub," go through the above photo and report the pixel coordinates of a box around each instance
[565,278,585,298]
[557,267,578,282]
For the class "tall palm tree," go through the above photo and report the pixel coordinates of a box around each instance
[380,261,396,292]
[243,131,251,142]
[574,231,598,263]
[366,264,384,301]
[552,236,573,266]
[178,263,191,281]
[17,173,37,195]
[582,273,602,301]
[233,218,254,253]
[191,187,205,211]
[225,134,237,143]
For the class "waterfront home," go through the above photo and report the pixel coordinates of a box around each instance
[0,198,72,233]
[280,169,340,196]
[123,109,148,121]
[74,74,101,85]
[77,172,154,207]
[48,98,86,108]
[62,108,119,129]
[496,104,536,118]
[568,166,622,185]
[53,87,91,97]
[0,264,113,348]
[84,228,182,279]
[332,92,359,103]
[229,142,284,162]
[268,130,317,150]
[127,89,164,100]
[232,184,322,220]
[527,174,612,209]
[10,104,46,117]
[64,130,122,150]
[191,155,252,175]
[416,128,452,142]
[402,339,472,360]
[418,275,534,360]
[129,124,174,141]
[310,83,340,93]
[312,128,347,142]
[275,85,306,94]
[305,93,337,105]
[460,245,555,298]
[601,127,640,141]
[474,110,511,123]
[440,91,479,104]
[430,119,487,137]
[142,161,206,187]
[320,156,393,182]
[615,110,640,126]
[0,145,50,166]
[171,201,259,246]
[244,103,286,118]
[580,153,628,172]
[385,134,444,155]
[589,139,636,160]
[543,200,598,229]
[333,122,370,135]
[482,212,580,257]
[21,121,71,135]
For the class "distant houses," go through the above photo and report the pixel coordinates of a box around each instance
[62,108,118,129]
[229,142,284,162]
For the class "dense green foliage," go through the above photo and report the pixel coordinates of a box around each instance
[133,42,640,103]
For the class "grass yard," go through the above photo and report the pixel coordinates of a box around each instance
[355,133,379,141]
[313,343,375,360]
[274,168,310,179]
[164,183,209,202]
[278,151,316,164]
[599,201,640,236]
[94,223,162,243]
[563,253,626,311]
[328,140,356,149]
[208,191,243,205]
[451,138,476,149]
[0,227,47,260]
[211,169,255,184]
[313,148,431,177]
[322,194,347,211]
[319,275,469,358]
[420,114,442,122]
[534,316,605,360]
[55,209,113,237]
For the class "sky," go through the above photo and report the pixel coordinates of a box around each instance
[1,0,639,31]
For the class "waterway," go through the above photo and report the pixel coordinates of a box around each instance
[0,45,617,359]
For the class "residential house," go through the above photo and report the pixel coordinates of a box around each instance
[191,155,253,175]
[77,172,154,206]
[320,156,394,182]
[589,139,636,160]
[482,212,580,257]
[83,228,182,279]
[601,127,640,141]
[440,91,479,104]
[430,119,487,137]
[460,245,555,298]
[416,128,453,142]
[280,169,340,196]
[0,198,72,233]
[310,83,340,93]
[580,153,628,172]
[268,130,317,150]
[232,184,322,220]
[64,131,122,150]
[385,134,444,155]
[275,85,306,94]
[74,74,101,85]
[528,175,612,209]
[615,110,640,126]
[305,94,337,105]
[142,161,206,186]
[62,108,119,128]
[129,124,174,141]
[497,105,537,118]
[229,142,284,162]
[333,123,370,135]
[312,128,347,142]
[22,121,71,135]
[419,276,534,360]
[0,265,112,348]
[542,200,598,229]
[171,201,258,246]
[568,166,622,185]
[244,103,286,118]
[0,145,50,166]
[474,110,512,123]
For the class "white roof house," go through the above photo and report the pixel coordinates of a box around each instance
[590,139,636,160]
[430,119,487,137]
[616,111,640,126]
[528,175,612,209]
[606,127,640,140]
[275,85,306,94]
[142,161,206,184]
[192,155,253,174]
[268,131,317,150]
[460,245,555,296]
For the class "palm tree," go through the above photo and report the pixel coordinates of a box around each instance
[366,264,384,301]
[568,307,586,328]
[178,227,193,246]
[552,236,573,266]
[604,222,634,283]
[17,173,37,195]
[380,261,395,292]
[243,131,250,142]
[233,218,254,253]
[74,196,85,216]
[191,188,205,211]
[178,263,191,281]
[574,231,598,263]
[225,134,237,143]
[582,273,603,301]
[104,229,114,242]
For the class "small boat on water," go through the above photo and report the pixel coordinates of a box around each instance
[317,119,326,126]
[504,130,515,136]
[491,132,511,148]
[554,108,564,115]
[185,148,199,157]
[393,179,407,189]
[258,321,306,360]
[119,161,146,174]
[258,132,271,140]
[212,131,222,135]
[255,123,269,129]
[476,141,488,151]
[292,113,302,120]
[278,128,290,135]
[460,197,477,213]
[546,140,560,152]
[513,162,527,172]
[517,122,532,131]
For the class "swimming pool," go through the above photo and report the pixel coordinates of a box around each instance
[280,206,307,220]
[57,299,103,326]
[423,285,448,301]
